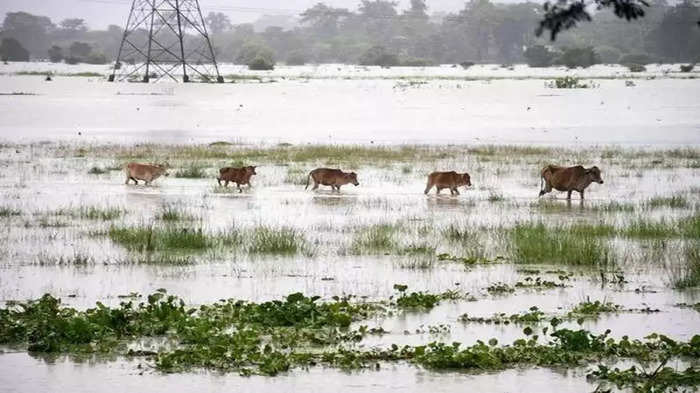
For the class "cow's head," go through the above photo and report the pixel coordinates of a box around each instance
[246,165,257,175]
[462,173,472,187]
[347,172,359,186]
[586,166,603,184]
[156,164,170,177]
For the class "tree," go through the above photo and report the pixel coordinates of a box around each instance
[205,12,232,34]
[0,38,30,61]
[645,0,700,61]
[300,3,351,38]
[358,45,399,66]
[2,12,54,57]
[48,45,63,62]
[405,0,429,20]
[69,42,92,58]
[524,45,557,67]
[59,18,87,33]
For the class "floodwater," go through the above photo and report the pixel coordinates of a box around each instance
[0,65,699,392]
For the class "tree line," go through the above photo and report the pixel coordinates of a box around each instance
[0,0,698,69]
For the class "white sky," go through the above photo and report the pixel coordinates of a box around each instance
[0,0,513,29]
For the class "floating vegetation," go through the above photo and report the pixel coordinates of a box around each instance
[567,299,622,319]
[514,276,569,289]
[459,306,545,325]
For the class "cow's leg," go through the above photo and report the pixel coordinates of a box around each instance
[125,176,131,185]
[336,185,341,192]
[132,177,139,185]
[312,182,319,191]
[453,187,460,195]
[224,180,229,187]
[217,177,222,186]
[567,190,572,200]
[436,187,442,195]
[424,180,433,195]
[237,183,243,193]
[580,189,585,200]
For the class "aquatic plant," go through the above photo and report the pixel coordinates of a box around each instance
[247,226,308,255]
[511,223,614,265]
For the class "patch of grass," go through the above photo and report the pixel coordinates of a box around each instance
[247,226,307,255]
[108,225,210,252]
[0,206,21,217]
[673,243,700,289]
[646,195,689,209]
[621,218,679,238]
[87,166,107,175]
[350,224,397,254]
[460,306,545,325]
[157,205,194,221]
[511,222,614,265]
[175,162,207,178]
[77,206,124,220]
[568,299,622,318]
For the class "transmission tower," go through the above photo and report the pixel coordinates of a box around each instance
[109,0,224,83]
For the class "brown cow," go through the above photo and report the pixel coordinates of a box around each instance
[424,171,472,195]
[217,165,257,192]
[305,168,359,192]
[124,162,169,185]
[539,165,604,200]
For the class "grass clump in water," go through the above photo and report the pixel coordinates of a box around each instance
[108,225,209,252]
[156,205,194,221]
[673,243,700,289]
[174,162,207,178]
[78,206,124,220]
[0,206,21,217]
[645,195,689,209]
[87,166,107,175]
[247,226,307,255]
[350,224,397,254]
[511,223,614,265]
[567,299,622,318]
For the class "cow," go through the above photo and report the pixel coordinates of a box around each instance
[124,162,169,185]
[424,171,472,195]
[217,165,257,192]
[539,165,604,200]
[305,168,359,192]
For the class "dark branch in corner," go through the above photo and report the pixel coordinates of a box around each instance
[536,0,649,40]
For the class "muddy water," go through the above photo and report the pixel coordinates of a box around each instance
[1,71,699,391]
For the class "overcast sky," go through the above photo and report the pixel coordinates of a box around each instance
[1,0,507,29]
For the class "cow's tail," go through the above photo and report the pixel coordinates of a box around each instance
[305,172,312,190]
[538,166,549,197]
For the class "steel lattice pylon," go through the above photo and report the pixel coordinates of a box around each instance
[109,0,223,83]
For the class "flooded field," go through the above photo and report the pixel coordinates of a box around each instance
[0,65,699,392]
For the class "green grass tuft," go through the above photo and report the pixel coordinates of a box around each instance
[511,223,614,265]
[247,226,307,255]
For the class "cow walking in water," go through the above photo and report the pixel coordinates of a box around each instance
[124,163,169,185]
[539,165,604,200]
[305,168,359,192]
[424,171,472,195]
[217,165,257,192]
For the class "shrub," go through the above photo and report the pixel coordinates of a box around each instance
[619,53,653,65]
[547,76,592,88]
[555,47,599,68]
[65,56,80,65]
[627,64,646,72]
[595,46,621,64]
[459,61,475,69]
[358,46,399,67]
[236,42,276,70]
[0,38,29,61]
[680,64,695,73]
[248,56,275,71]
[85,53,108,65]
[524,45,556,67]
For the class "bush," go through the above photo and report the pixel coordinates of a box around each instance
[358,46,399,67]
[85,53,108,65]
[680,64,695,73]
[48,46,63,63]
[547,76,593,89]
[0,38,29,61]
[627,64,646,72]
[619,53,653,65]
[555,47,599,68]
[595,46,621,64]
[65,56,80,65]
[459,61,475,69]
[285,50,309,66]
[236,42,276,70]
[248,56,275,70]
[524,45,556,68]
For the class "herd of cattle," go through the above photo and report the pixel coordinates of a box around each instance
[124,162,605,199]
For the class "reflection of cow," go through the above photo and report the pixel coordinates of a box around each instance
[539,165,604,200]
[305,168,359,192]
[217,166,257,192]
[125,163,169,185]
[424,171,472,195]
